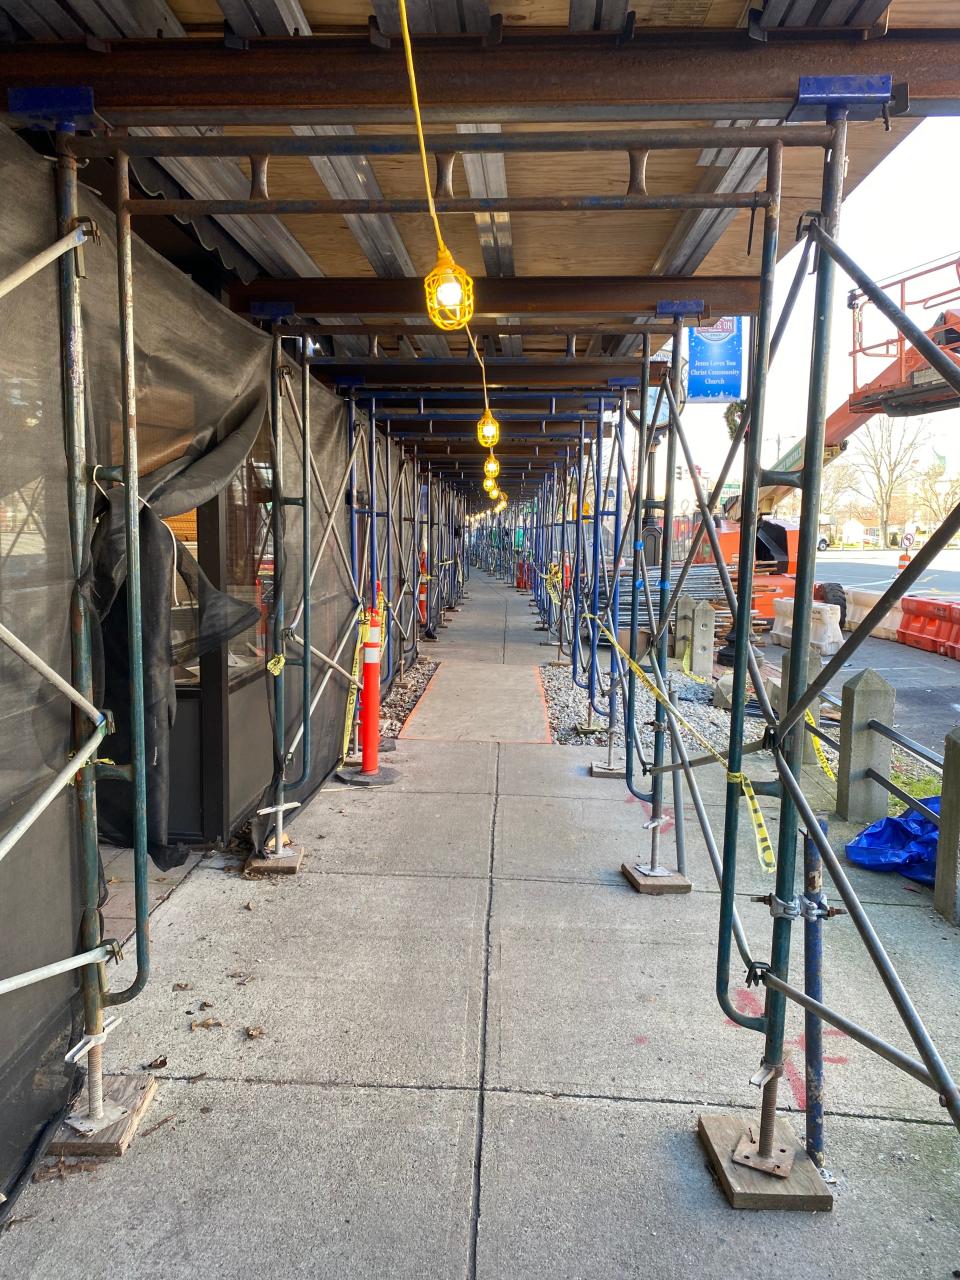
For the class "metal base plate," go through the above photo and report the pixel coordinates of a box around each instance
[335,765,398,788]
[65,1097,129,1137]
[621,862,692,895]
[590,761,627,779]
[245,845,304,876]
[50,1074,157,1158]
[698,1113,833,1211]
[732,1125,796,1178]
[573,722,605,736]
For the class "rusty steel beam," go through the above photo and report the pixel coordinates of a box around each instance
[235,275,760,315]
[1,32,957,123]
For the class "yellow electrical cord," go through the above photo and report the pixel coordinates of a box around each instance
[396,0,504,487]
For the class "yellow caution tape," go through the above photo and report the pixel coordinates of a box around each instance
[728,771,777,872]
[376,587,387,656]
[586,611,775,874]
[266,653,285,676]
[805,708,835,781]
[340,609,367,764]
[682,643,710,687]
[531,561,563,606]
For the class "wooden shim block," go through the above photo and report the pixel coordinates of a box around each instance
[620,863,692,895]
[698,1112,833,1211]
[244,846,304,876]
[50,1074,158,1159]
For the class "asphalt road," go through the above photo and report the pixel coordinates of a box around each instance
[816,547,960,597]
[797,549,960,754]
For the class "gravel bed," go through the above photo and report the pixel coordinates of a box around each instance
[540,661,843,779]
[381,658,439,737]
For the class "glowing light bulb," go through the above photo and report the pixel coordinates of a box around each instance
[435,273,463,308]
[424,245,474,331]
[476,409,500,449]
[483,476,496,493]
[489,484,500,501]
[483,453,499,480]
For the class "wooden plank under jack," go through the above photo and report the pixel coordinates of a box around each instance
[698,1113,834,1211]
[50,1074,157,1159]
[244,846,304,875]
[621,861,691,894]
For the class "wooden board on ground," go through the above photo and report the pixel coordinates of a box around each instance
[244,846,304,876]
[698,1112,834,1211]
[621,863,692,894]
[50,1074,158,1158]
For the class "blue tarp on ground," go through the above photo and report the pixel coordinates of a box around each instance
[845,797,940,887]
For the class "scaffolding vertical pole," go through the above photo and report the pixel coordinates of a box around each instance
[646,320,682,871]
[106,151,150,1004]
[607,396,626,762]
[384,421,394,680]
[758,114,848,1159]
[369,397,379,611]
[625,337,650,798]
[588,402,604,715]
[571,420,586,687]
[288,338,313,790]
[715,142,782,1035]
[270,330,287,854]
[804,819,828,1169]
[56,129,104,1112]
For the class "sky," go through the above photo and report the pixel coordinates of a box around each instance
[682,117,960,487]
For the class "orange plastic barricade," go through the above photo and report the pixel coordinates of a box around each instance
[943,603,960,660]
[897,598,948,653]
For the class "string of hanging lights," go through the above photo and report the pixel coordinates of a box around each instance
[396,0,505,513]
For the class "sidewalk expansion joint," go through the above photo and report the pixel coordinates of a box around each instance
[467,740,499,1280]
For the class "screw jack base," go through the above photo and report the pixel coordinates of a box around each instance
[698,1113,833,1211]
[51,1075,158,1158]
[590,760,626,779]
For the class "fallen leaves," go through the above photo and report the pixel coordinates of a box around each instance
[244,1026,265,1040]
[172,982,192,992]
[189,1017,222,1032]
[145,1055,168,1070]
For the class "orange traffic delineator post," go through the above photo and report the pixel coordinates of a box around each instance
[336,604,397,787]
[418,551,428,624]
[898,548,911,573]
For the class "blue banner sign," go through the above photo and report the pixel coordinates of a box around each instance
[686,316,744,402]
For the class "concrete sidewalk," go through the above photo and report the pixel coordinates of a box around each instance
[3,573,959,1279]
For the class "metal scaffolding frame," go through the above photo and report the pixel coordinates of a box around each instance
[482,99,960,1182]
[3,67,958,1202]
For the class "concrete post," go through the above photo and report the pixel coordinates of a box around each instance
[934,726,960,925]
[674,596,694,662]
[691,601,715,679]
[836,668,895,823]
[780,645,822,767]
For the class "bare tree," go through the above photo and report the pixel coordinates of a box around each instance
[846,415,926,547]
[917,456,960,527]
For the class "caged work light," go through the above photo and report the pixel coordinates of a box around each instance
[425,245,474,332]
[476,409,500,449]
[483,475,497,494]
[488,484,501,502]
[483,453,500,481]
